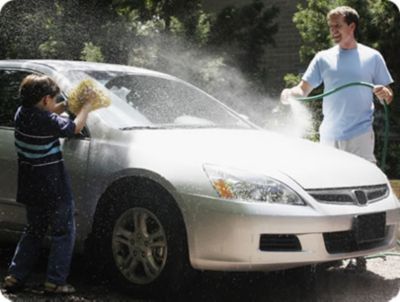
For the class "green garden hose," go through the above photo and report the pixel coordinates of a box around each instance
[295,81,389,171]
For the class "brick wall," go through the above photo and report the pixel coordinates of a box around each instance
[202,0,307,95]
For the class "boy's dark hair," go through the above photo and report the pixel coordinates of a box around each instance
[19,74,60,107]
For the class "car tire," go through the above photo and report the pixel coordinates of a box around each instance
[89,181,194,296]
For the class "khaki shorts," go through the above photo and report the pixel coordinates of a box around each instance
[320,130,376,163]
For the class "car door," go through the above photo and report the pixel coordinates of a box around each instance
[0,69,31,231]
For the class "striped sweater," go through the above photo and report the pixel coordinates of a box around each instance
[14,106,76,167]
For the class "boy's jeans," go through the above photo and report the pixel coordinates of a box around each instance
[8,198,76,285]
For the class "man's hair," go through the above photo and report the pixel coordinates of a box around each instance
[19,74,60,107]
[327,6,359,37]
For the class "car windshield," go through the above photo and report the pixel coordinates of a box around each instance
[64,69,253,130]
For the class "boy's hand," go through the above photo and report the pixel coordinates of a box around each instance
[81,88,96,110]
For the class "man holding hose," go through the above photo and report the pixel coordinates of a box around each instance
[281,6,393,163]
[281,6,394,270]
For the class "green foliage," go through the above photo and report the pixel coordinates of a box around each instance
[80,42,104,62]
[39,39,66,59]
[293,0,334,63]
[283,73,301,88]
[169,16,185,35]
[209,0,279,82]
[194,11,211,46]
[0,0,279,124]
[0,0,278,80]
[0,0,114,60]
[0,0,54,58]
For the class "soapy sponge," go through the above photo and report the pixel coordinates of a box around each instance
[67,79,111,114]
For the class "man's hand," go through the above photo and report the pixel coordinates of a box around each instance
[280,81,313,105]
[373,85,393,104]
[280,88,294,105]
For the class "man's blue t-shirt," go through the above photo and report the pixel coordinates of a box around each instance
[302,43,393,141]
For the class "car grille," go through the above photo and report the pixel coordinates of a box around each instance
[307,184,389,206]
[324,212,387,254]
[259,234,301,252]
[323,227,388,254]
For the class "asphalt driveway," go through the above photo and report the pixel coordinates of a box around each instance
[1,245,400,302]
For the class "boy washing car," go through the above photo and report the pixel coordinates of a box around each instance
[4,74,93,294]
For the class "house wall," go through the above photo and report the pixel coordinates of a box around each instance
[201,0,307,95]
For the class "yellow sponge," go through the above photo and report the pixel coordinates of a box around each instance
[68,79,111,114]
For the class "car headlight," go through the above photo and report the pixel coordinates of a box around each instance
[203,164,306,206]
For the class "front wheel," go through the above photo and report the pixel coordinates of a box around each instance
[112,206,168,285]
[91,185,193,296]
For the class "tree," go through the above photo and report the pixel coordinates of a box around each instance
[0,0,55,59]
[0,0,280,123]
[0,0,114,60]
[209,1,279,87]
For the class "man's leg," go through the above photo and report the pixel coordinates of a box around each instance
[339,131,376,271]
[320,131,375,272]
[338,130,376,163]
[319,137,339,149]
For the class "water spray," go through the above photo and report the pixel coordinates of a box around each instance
[286,82,390,171]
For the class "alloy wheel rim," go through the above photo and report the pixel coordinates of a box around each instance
[112,207,167,284]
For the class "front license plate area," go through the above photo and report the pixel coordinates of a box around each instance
[353,212,386,244]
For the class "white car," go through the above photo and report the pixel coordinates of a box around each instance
[0,60,399,294]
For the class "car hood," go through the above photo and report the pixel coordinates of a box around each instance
[130,128,387,189]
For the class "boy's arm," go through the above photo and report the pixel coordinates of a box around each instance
[73,101,92,134]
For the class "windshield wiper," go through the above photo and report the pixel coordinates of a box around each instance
[120,124,253,130]
[119,125,163,130]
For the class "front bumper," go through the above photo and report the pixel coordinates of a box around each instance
[180,192,400,271]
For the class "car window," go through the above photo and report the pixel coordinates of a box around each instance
[0,70,31,127]
[104,75,249,128]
